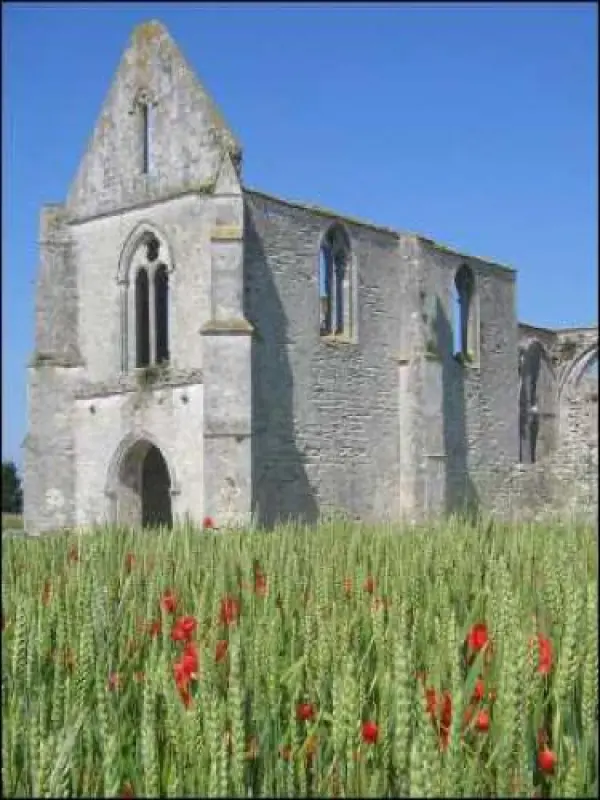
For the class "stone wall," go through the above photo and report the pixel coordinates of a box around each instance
[244,191,406,526]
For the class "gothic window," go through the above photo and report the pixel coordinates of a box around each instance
[452,264,476,360]
[135,268,150,367]
[319,222,352,337]
[118,226,172,373]
[154,265,169,364]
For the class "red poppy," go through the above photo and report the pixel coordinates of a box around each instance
[296,702,316,723]
[220,595,240,626]
[180,642,199,679]
[439,691,452,734]
[466,622,489,655]
[173,660,189,690]
[361,720,379,744]
[538,747,557,774]
[171,615,197,643]
[148,619,162,638]
[475,709,490,732]
[124,552,135,573]
[161,590,177,614]
[203,516,215,529]
[425,687,438,717]
[471,678,485,703]
[363,576,376,594]
[530,634,553,675]
[215,639,229,662]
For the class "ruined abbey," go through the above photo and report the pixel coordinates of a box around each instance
[24,21,598,534]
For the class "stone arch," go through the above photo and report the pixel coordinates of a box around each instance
[117,221,175,286]
[318,220,355,338]
[518,338,557,463]
[559,344,598,398]
[105,432,179,528]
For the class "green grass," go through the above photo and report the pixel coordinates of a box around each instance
[1,513,23,531]
[1,517,597,797]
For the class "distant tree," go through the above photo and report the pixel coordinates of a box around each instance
[2,460,23,514]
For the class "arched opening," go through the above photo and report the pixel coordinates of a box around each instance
[319,223,351,336]
[135,268,150,367]
[141,445,172,528]
[154,265,169,364]
[453,264,475,358]
[114,439,172,529]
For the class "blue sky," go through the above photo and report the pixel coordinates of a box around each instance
[2,2,598,466]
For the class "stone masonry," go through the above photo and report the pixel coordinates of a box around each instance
[23,21,598,533]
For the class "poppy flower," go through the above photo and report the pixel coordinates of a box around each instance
[425,686,438,717]
[173,660,190,690]
[363,576,376,594]
[148,619,162,638]
[203,516,215,529]
[466,622,489,658]
[161,590,177,614]
[171,615,197,643]
[361,720,379,744]
[538,747,557,774]
[530,634,553,675]
[439,691,452,734]
[180,642,199,678]
[475,709,490,732]
[471,678,485,703]
[220,595,240,626]
[215,639,228,662]
[296,702,316,723]
[124,552,135,573]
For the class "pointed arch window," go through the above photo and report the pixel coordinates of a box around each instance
[452,264,478,362]
[118,228,173,373]
[319,222,353,338]
[135,268,150,367]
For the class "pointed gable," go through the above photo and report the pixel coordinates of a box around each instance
[66,20,242,222]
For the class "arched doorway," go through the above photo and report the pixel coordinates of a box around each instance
[113,439,173,529]
[141,444,172,528]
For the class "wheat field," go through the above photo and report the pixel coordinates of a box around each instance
[1,518,597,797]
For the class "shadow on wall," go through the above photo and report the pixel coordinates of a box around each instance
[243,204,319,528]
[434,295,479,520]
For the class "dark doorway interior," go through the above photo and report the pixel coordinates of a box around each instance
[141,444,173,528]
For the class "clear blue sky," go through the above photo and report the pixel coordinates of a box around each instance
[2,2,598,466]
